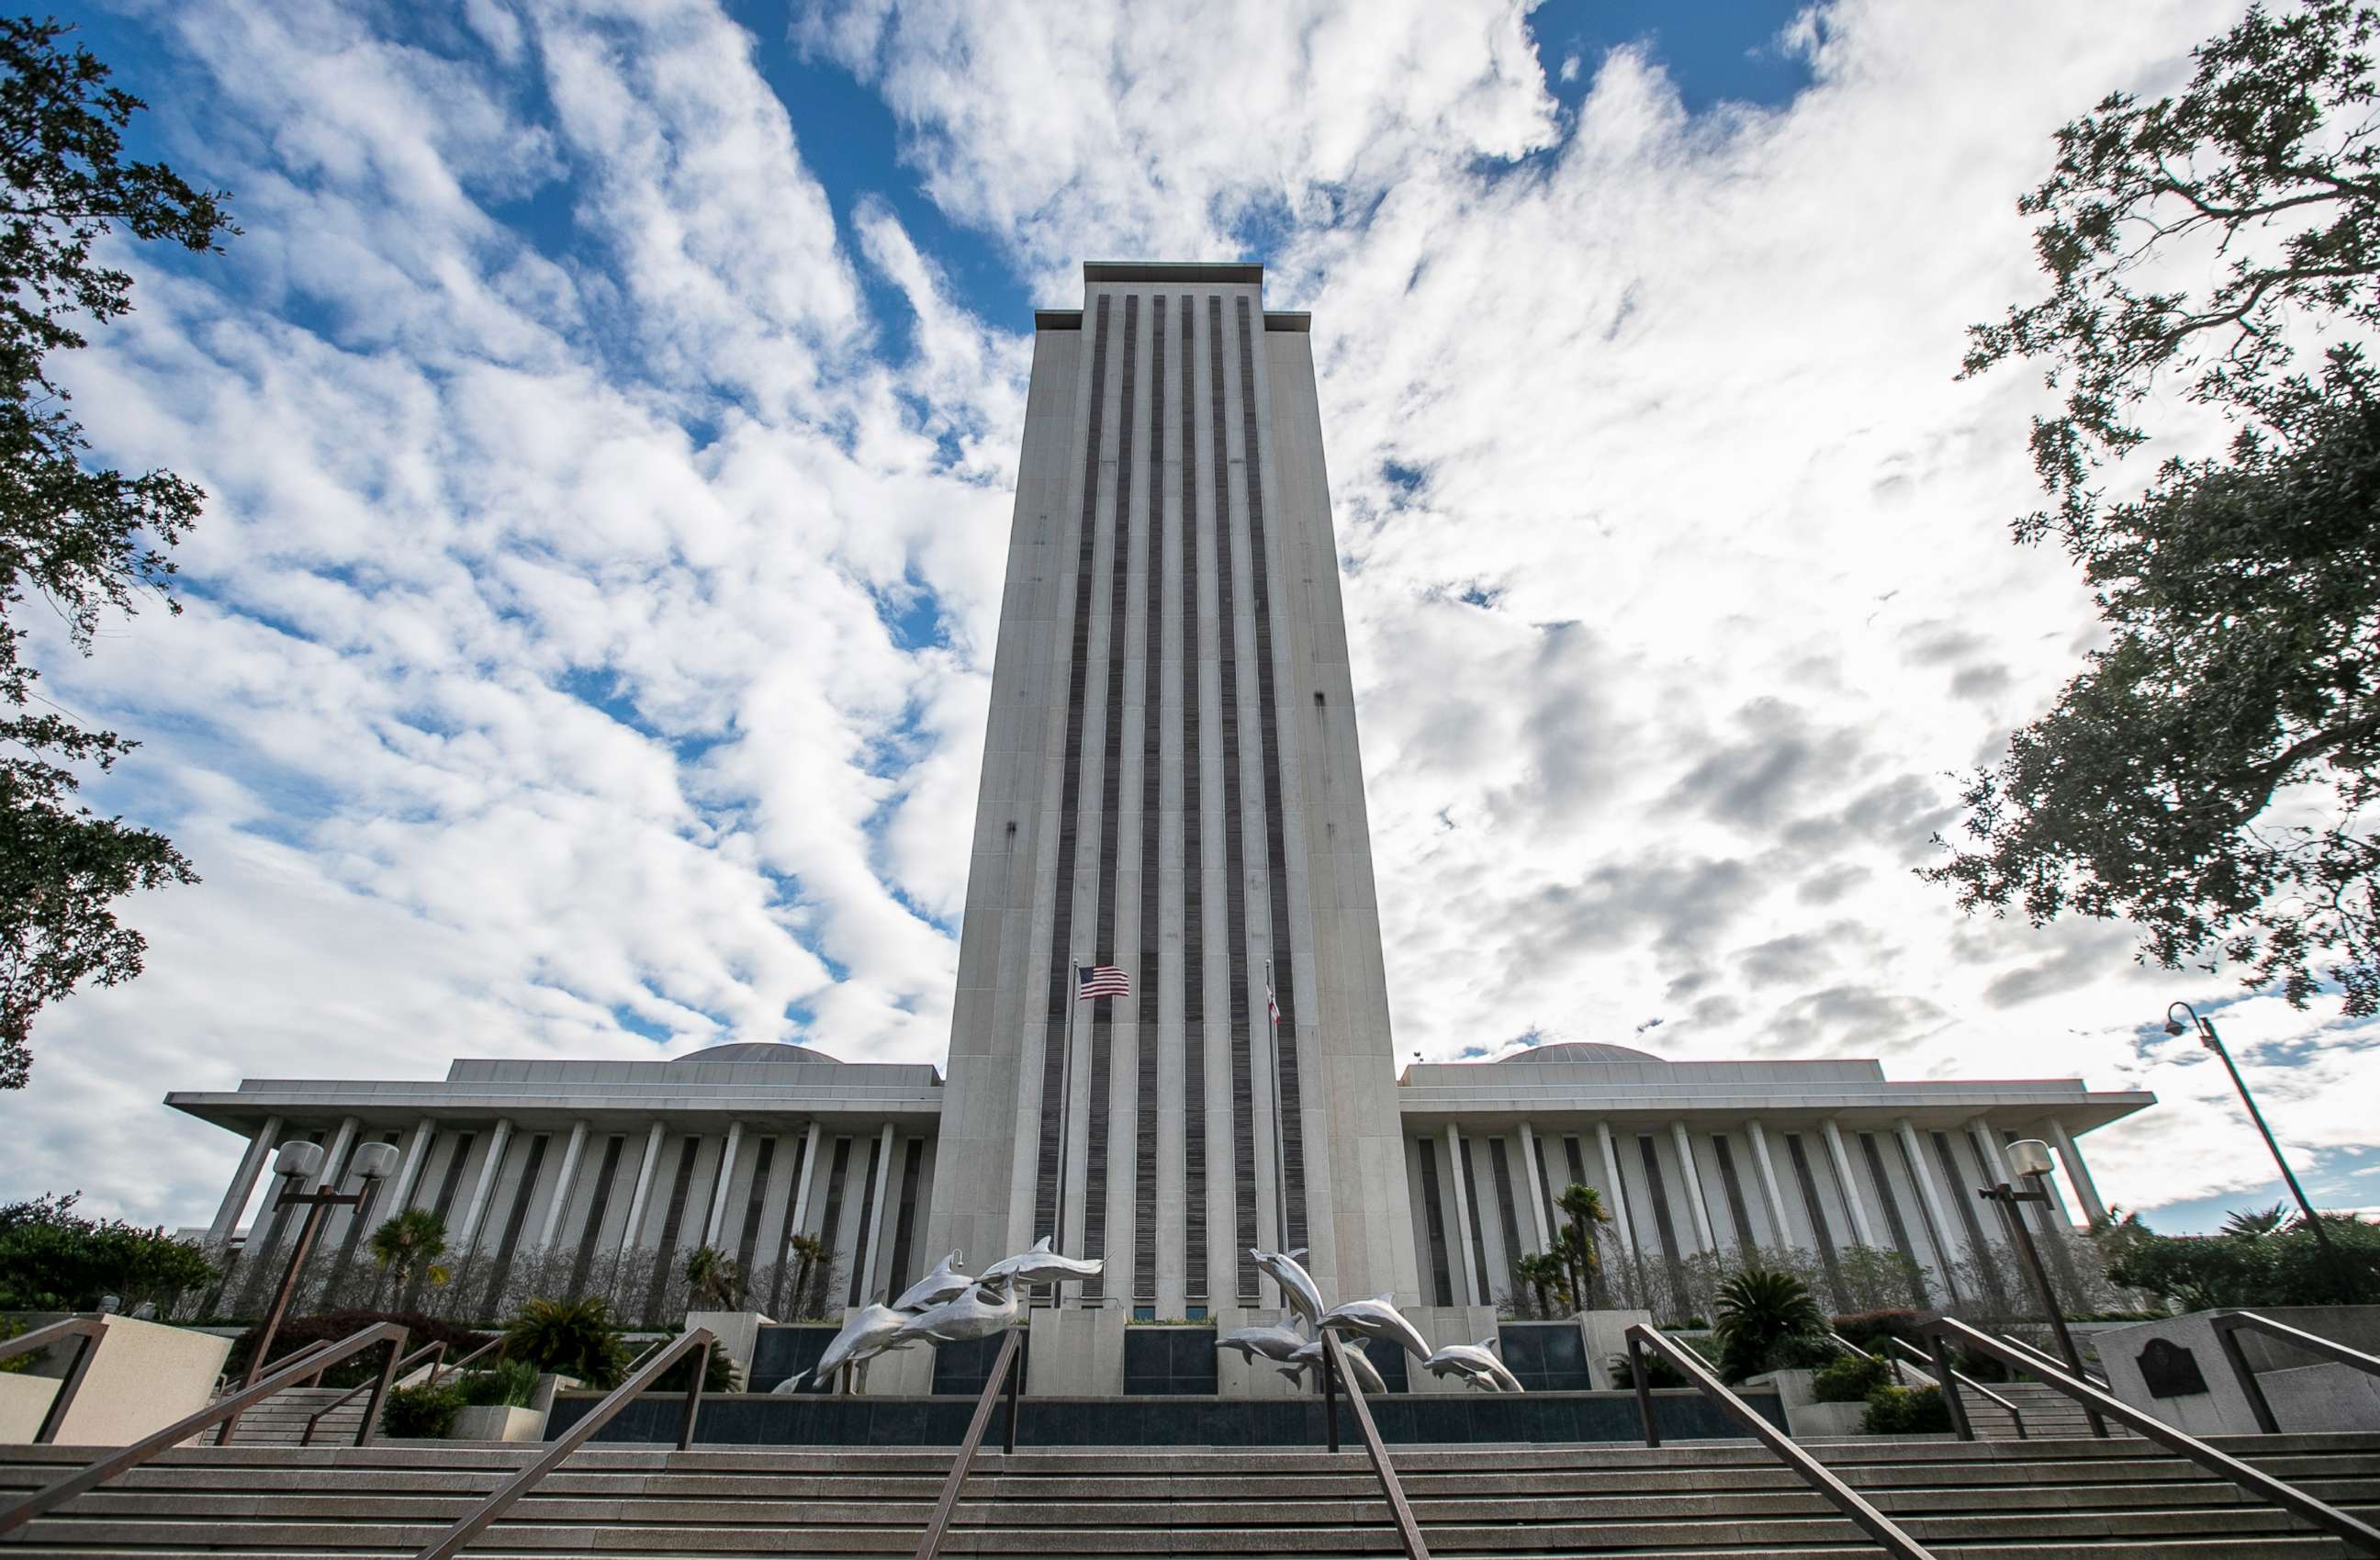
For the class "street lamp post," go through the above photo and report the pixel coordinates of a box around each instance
[217,1138,399,1444]
[2163,1001,2346,1287]
[1980,1138,2106,1438]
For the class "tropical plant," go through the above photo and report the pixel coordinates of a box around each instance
[2220,1204,2289,1239]
[683,1245,742,1311]
[1555,1184,1609,1308]
[503,1296,631,1389]
[367,1210,447,1300]
[653,1342,738,1395]
[780,1234,832,1320]
[1860,1382,1953,1435]
[455,1356,539,1409]
[1512,1252,1569,1318]
[1810,1349,1892,1405]
[0,1192,215,1309]
[381,1380,464,1439]
[1712,1266,1824,1382]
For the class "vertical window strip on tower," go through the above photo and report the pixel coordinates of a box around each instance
[1933,1129,2000,1304]
[1637,1136,1690,1301]
[1784,1133,1845,1293]
[735,1137,777,1277]
[814,1138,852,1303]
[1233,294,1307,1251]
[570,1134,624,1294]
[887,1139,926,1296]
[1858,1131,1927,1304]
[1460,1139,1490,1304]
[1488,1139,1523,1280]
[429,1131,475,1222]
[1035,295,1113,1243]
[1178,296,1208,1300]
[769,1131,812,1316]
[1712,1135,1756,1249]
[481,1132,548,1306]
[848,1136,883,1307]
[1415,1139,1454,1307]
[646,1139,702,1323]
[1892,1133,1953,1297]
[1209,294,1259,1303]
[1083,295,1139,1301]
[1134,294,1165,1304]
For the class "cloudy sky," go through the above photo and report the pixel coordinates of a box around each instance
[17,0,2376,1233]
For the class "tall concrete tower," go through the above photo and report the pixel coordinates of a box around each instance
[926,262,1420,1314]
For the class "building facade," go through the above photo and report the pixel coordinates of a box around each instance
[163,263,2154,1333]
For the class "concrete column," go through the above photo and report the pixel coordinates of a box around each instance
[1969,1117,2013,1184]
[207,1116,283,1243]
[452,1117,512,1255]
[386,1118,437,1216]
[787,1121,825,1240]
[1515,1121,1552,1252]
[1746,1118,1790,1244]
[702,1121,745,1247]
[2047,1118,2109,1227]
[316,1116,361,1192]
[617,1122,668,1256]
[1668,1120,1718,1253]
[1896,1117,1964,1300]
[859,1124,896,1304]
[536,1121,590,1250]
[1821,1117,1879,1248]
[1594,1121,1637,1254]
[1443,1123,1481,1306]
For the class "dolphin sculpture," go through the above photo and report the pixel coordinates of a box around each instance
[1274,1338,1389,1397]
[1422,1338,1523,1393]
[892,1281,1021,1347]
[1248,1247,1326,1330]
[891,1251,973,1312]
[781,1303,913,1392]
[1317,1294,1432,1360]
[977,1236,1104,1291]
[1216,1324,1310,1366]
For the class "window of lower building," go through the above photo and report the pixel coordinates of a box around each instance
[1184,1305,1207,1320]
[1131,1305,1155,1321]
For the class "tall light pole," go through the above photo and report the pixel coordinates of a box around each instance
[1980,1138,2105,1437]
[2164,1000,2345,1283]
[218,1138,398,1443]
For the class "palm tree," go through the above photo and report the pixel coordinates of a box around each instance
[2221,1204,2287,1239]
[1513,1252,1566,1318]
[684,1245,743,1310]
[368,1209,446,1302]
[1712,1265,1823,1382]
[1556,1184,1610,1307]
[781,1234,829,1319]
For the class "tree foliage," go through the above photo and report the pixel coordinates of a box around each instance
[0,18,233,1086]
[0,1190,215,1309]
[1711,1265,1824,1382]
[2097,1206,2380,1307]
[1938,0,2380,1012]
[502,1295,631,1388]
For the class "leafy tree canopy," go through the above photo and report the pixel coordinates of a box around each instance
[1939,0,2380,1012]
[0,1189,215,1309]
[0,17,233,1086]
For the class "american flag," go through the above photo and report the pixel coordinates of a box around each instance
[1077,964,1130,1000]
[1266,983,1280,1025]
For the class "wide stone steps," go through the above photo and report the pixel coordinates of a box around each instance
[1945,1381,2136,1442]
[181,1386,369,1447]
[3,1432,2374,1558]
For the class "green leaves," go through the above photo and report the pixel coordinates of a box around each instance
[0,1190,216,1309]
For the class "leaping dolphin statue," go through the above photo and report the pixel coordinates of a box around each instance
[891,1281,1021,1347]
[1248,1247,1325,1330]
[1274,1338,1389,1397]
[1317,1294,1433,1360]
[1422,1338,1523,1393]
[891,1251,973,1312]
[780,1303,913,1392]
[977,1236,1104,1291]
[1216,1324,1310,1366]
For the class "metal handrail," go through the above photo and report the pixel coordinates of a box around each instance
[425,1334,505,1390]
[1823,1330,1904,1383]
[215,1334,342,1442]
[411,1325,714,1560]
[0,1321,409,1538]
[1881,1336,2025,1438]
[1924,1316,2380,1556]
[912,1328,1026,1560]
[1997,1328,2106,1387]
[1320,1331,1431,1560]
[300,1341,449,1445]
[0,1316,107,1445]
[1625,1324,1936,1560]
[2210,1308,2380,1436]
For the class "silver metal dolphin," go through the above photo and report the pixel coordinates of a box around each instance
[1215,1324,1309,1364]
[978,1235,1104,1290]
[1422,1337,1523,1393]
[1318,1293,1432,1360]
[1274,1338,1389,1397]
[891,1250,972,1312]
[783,1303,913,1391]
[1248,1247,1325,1330]
[892,1281,1021,1347]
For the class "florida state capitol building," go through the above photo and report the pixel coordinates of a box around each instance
[166,264,2152,1330]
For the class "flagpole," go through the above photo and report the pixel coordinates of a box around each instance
[1263,958,1290,1281]
[1053,958,1082,1287]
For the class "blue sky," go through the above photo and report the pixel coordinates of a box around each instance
[16,0,2374,1238]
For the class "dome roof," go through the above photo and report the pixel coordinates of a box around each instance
[671,1041,842,1065]
[1499,1041,1660,1065]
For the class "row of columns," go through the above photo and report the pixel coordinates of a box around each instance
[1427,1113,2108,1307]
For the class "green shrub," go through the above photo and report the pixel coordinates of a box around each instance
[0,1317,41,1374]
[504,1296,631,1388]
[0,1193,217,1310]
[1712,1266,1824,1382]
[456,1357,539,1408]
[1811,1349,1892,1404]
[381,1382,465,1439]
[1770,1333,1841,1372]
[1860,1383,1952,1435]
[1607,1349,1688,1389]
[226,1310,491,1390]
[652,1342,738,1395]
[1828,1309,1934,1352]
[2103,1214,2380,1310]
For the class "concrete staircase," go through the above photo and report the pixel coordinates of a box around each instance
[4,1431,2374,1557]
[185,1386,367,1447]
[1948,1378,2138,1442]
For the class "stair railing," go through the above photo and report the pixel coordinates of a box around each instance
[1995,1327,2107,1388]
[911,1327,1026,1560]
[2209,1308,2380,1436]
[425,1334,506,1390]
[1923,1316,2380,1557]
[0,1320,410,1539]
[411,1324,714,1560]
[1879,1337,2026,1439]
[0,1316,107,1445]
[299,1339,449,1445]
[1319,1331,1431,1560]
[1624,1324,1936,1560]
